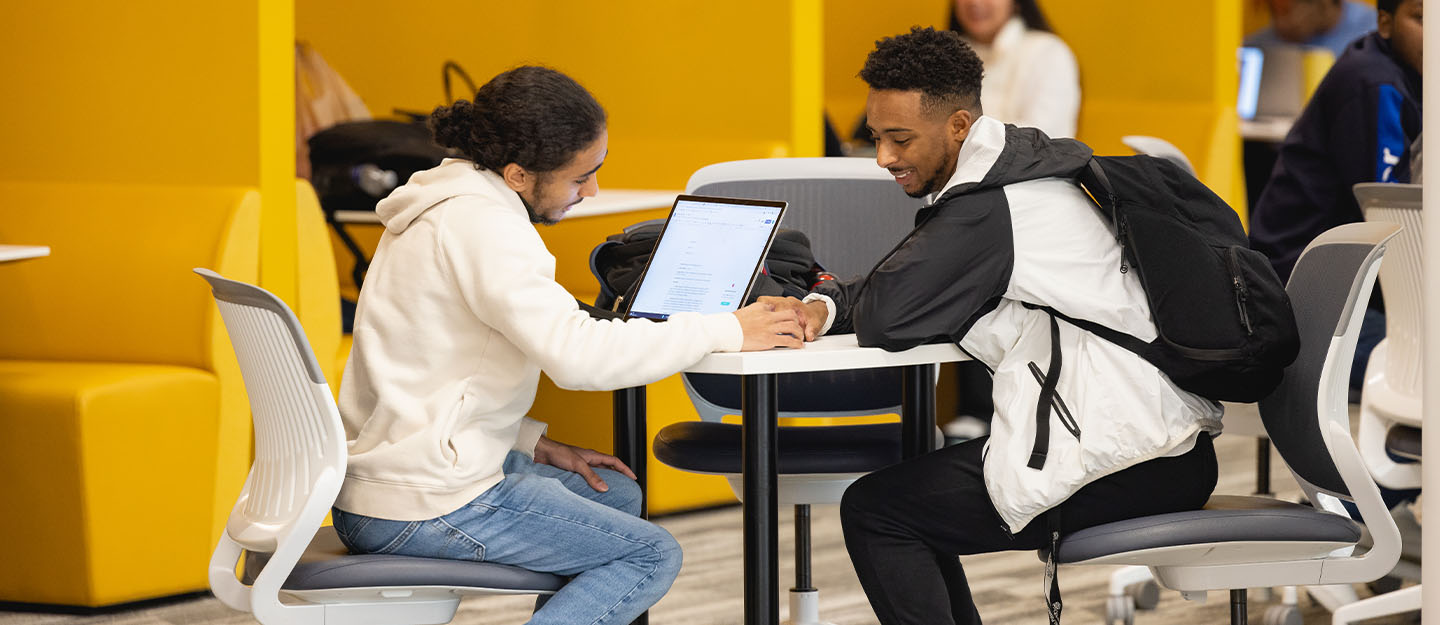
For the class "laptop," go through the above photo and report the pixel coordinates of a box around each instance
[622,194,787,321]
[1238,45,1307,122]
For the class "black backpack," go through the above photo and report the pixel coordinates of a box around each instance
[589,220,824,313]
[1038,156,1300,403]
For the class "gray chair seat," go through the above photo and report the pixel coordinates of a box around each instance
[654,422,902,475]
[1057,496,1362,567]
[247,528,567,594]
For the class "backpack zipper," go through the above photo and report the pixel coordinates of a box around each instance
[1225,248,1254,336]
[1115,212,1129,274]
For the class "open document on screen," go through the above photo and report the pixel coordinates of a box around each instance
[627,198,785,320]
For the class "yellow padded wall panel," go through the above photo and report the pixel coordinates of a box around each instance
[0,183,258,369]
[0,3,258,186]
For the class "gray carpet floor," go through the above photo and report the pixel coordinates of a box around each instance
[0,403,1419,624]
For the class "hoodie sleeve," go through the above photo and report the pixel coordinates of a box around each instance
[815,189,1014,350]
[512,416,549,458]
[437,205,743,391]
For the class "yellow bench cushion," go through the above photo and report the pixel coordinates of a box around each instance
[0,361,219,606]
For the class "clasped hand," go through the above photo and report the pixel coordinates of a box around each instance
[732,296,829,351]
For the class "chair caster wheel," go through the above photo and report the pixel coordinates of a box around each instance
[1126,579,1161,610]
[1106,595,1136,625]
[1262,604,1302,625]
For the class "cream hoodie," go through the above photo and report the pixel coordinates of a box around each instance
[335,159,742,521]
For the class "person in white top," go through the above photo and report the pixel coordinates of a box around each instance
[331,66,808,625]
[951,0,1080,139]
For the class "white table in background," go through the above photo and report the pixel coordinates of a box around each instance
[330,188,681,224]
[611,334,968,625]
[0,245,49,262]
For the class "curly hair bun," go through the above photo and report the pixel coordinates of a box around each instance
[428,99,477,151]
[425,66,606,174]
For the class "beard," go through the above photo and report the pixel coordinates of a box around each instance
[518,192,561,226]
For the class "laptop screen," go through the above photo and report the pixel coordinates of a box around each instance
[626,196,786,321]
[1238,46,1264,121]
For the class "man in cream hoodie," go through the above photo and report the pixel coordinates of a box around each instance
[332,66,806,625]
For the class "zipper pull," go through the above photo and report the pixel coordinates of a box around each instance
[1116,215,1130,274]
[1233,276,1254,335]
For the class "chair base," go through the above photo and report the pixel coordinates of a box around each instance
[723,474,861,506]
[277,594,461,625]
[785,589,836,625]
[1331,583,1422,624]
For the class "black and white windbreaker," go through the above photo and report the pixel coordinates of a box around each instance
[812,115,1223,534]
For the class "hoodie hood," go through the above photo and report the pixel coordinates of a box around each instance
[934,116,1094,204]
[375,158,519,234]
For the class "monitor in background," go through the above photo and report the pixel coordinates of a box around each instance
[625,195,786,321]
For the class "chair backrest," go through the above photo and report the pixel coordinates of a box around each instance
[196,269,346,555]
[1258,222,1399,499]
[684,158,922,421]
[1355,182,1423,400]
[687,157,923,279]
[1120,135,1197,177]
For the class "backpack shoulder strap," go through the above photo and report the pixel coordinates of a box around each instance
[1076,158,1119,217]
[1021,302,1151,358]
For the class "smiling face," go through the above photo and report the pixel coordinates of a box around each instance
[505,129,608,225]
[866,89,972,198]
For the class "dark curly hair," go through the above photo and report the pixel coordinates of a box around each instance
[1377,0,1400,13]
[860,27,984,116]
[428,66,606,174]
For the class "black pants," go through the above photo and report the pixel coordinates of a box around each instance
[841,433,1217,625]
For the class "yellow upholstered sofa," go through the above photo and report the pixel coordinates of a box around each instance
[0,181,259,607]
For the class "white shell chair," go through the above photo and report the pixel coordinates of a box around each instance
[1326,183,1425,625]
[1057,222,1404,625]
[198,269,565,625]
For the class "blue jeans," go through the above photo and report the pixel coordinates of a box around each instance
[331,451,681,625]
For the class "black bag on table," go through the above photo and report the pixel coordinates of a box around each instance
[589,220,826,313]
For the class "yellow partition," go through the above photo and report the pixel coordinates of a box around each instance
[0,182,260,606]
[1045,1,1245,216]
[0,0,326,605]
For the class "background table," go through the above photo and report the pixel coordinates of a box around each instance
[0,245,49,262]
[613,334,968,625]
[330,188,681,224]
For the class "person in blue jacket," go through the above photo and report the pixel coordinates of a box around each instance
[1246,0,1378,60]
[1249,0,1421,393]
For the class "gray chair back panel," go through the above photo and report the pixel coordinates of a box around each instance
[689,179,923,279]
[1259,242,1380,497]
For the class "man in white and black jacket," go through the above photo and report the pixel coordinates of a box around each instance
[782,28,1225,624]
